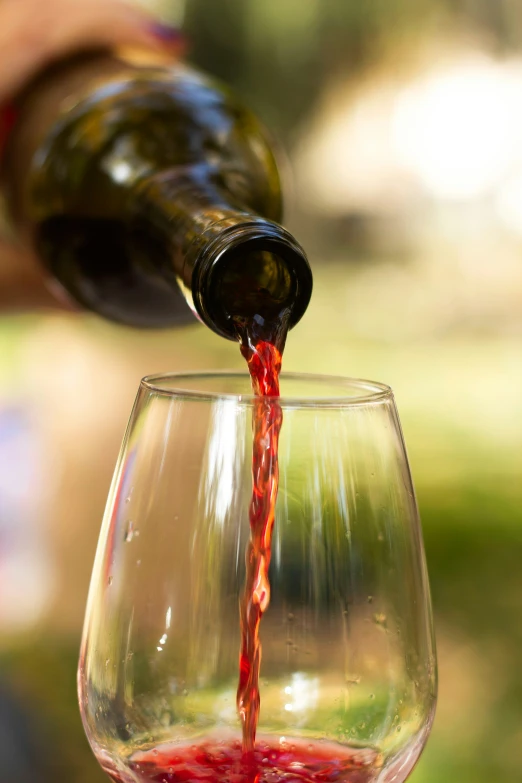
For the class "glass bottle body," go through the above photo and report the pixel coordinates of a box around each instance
[3,56,311,333]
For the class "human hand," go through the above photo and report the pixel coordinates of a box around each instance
[0,0,182,104]
[0,0,182,310]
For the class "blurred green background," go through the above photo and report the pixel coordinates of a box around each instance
[0,0,521,781]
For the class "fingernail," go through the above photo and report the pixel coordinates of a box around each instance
[149,22,184,44]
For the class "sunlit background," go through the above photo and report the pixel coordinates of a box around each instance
[0,0,521,781]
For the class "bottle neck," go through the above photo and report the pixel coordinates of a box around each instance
[132,166,312,341]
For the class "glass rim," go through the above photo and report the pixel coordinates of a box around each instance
[141,371,393,407]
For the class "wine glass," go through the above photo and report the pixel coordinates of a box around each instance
[78,372,437,783]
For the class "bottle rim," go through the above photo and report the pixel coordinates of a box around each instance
[190,219,313,341]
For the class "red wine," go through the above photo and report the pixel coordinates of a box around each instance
[109,737,379,782]
[236,340,283,750]
[98,319,384,782]
[232,309,289,751]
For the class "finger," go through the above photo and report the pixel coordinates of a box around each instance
[42,0,183,55]
[0,0,183,103]
[0,238,70,311]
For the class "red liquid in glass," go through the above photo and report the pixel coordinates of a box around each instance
[111,737,378,782]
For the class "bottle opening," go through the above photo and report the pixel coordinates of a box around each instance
[197,229,313,342]
[213,241,295,331]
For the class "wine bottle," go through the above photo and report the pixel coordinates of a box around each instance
[1,52,312,337]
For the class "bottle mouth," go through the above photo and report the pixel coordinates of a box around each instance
[191,222,313,341]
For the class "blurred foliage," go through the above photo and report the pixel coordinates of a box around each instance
[183,0,522,138]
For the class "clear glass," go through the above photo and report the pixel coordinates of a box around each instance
[78,372,437,782]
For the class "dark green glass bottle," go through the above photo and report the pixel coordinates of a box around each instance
[2,53,312,338]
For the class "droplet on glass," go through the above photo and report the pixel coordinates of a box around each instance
[373,613,387,628]
[367,595,374,603]
[107,576,113,586]
[125,521,136,542]
[346,674,361,685]
[287,613,295,622]
[182,689,189,697]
